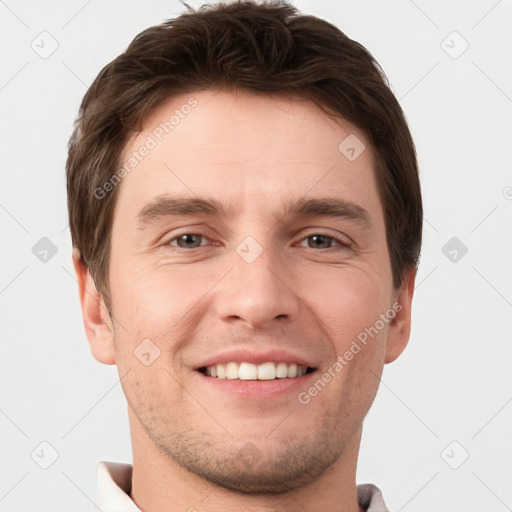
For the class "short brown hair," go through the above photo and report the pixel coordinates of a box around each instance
[66,0,422,305]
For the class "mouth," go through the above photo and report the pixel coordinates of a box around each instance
[198,361,316,380]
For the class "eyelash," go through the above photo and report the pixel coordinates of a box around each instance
[165,231,352,251]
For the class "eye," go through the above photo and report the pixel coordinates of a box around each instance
[168,233,210,249]
[164,232,350,251]
[298,232,350,250]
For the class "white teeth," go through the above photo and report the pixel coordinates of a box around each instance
[217,364,226,379]
[276,362,288,378]
[257,362,276,380]
[239,362,257,380]
[226,362,239,380]
[204,362,309,380]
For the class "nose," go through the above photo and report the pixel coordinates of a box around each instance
[214,239,301,330]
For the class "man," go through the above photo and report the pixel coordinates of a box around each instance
[66,1,422,511]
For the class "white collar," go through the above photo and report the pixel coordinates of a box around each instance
[95,461,390,512]
[95,461,140,511]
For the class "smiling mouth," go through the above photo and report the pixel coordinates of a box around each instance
[198,362,316,380]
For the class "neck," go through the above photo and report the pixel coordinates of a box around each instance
[128,408,364,512]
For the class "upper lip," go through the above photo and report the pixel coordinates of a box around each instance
[194,347,319,370]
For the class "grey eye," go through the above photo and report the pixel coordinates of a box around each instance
[307,234,334,249]
[173,234,204,248]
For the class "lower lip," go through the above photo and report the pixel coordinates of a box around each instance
[192,370,316,398]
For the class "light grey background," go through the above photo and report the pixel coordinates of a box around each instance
[1,1,511,511]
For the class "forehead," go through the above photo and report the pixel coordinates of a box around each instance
[115,88,383,225]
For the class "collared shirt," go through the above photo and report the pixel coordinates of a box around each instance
[94,461,390,512]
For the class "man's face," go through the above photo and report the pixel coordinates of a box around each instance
[79,89,414,493]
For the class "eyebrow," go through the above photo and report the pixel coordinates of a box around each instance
[136,194,372,230]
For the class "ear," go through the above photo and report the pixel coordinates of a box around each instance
[385,267,417,364]
[72,248,116,365]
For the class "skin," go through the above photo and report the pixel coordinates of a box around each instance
[74,88,416,512]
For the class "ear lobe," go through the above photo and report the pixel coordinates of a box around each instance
[72,249,116,365]
[385,268,417,364]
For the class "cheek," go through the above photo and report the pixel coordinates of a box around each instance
[311,271,390,351]
[109,263,220,365]
[110,272,191,414]
[110,263,186,328]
